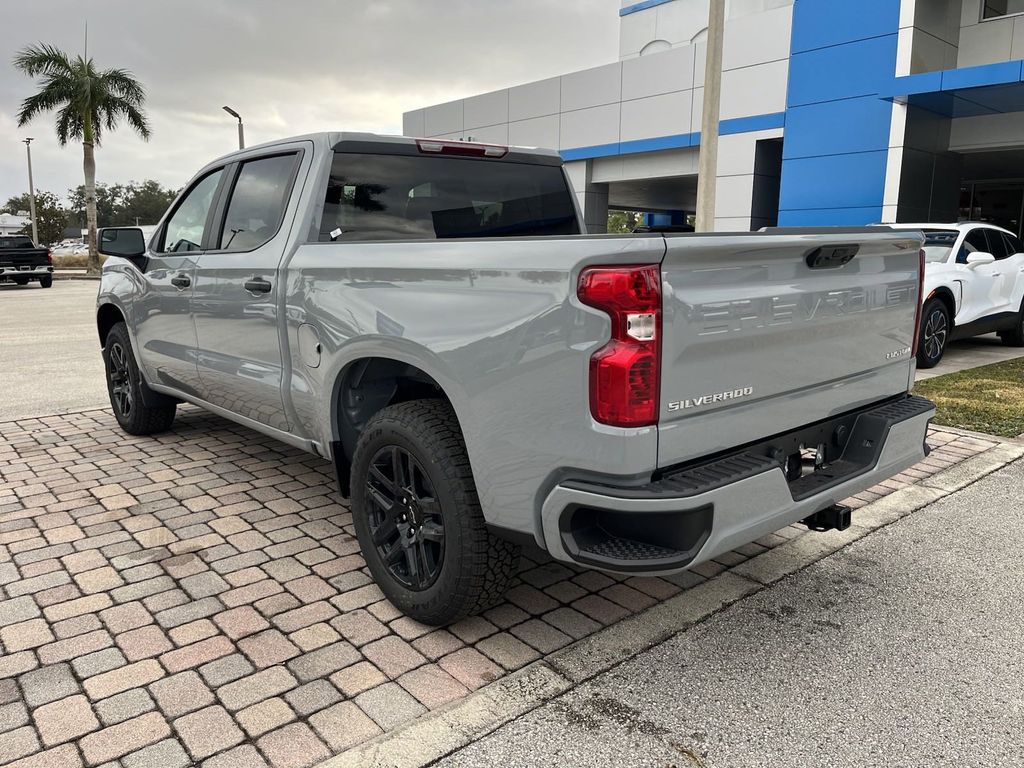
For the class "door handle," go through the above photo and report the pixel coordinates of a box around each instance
[170,274,191,289]
[244,277,272,295]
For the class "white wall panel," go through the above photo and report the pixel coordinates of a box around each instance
[508,115,560,149]
[560,62,623,112]
[423,100,463,137]
[620,92,692,142]
[722,6,793,70]
[508,77,560,121]
[719,60,788,120]
[464,90,509,130]
[621,45,695,99]
[957,18,1014,66]
[402,110,425,137]
[559,104,621,149]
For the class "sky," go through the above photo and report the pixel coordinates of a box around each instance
[0,0,619,207]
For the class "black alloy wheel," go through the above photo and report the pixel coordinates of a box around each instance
[108,341,134,419]
[917,299,949,368]
[364,445,446,591]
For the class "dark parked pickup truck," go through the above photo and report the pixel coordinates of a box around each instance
[0,236,53,287]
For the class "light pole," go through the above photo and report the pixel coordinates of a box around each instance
[23,138,39,245]
[695,0,725,232]
[222,106,245,150]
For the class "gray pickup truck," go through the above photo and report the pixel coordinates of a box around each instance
[96,132,934,624]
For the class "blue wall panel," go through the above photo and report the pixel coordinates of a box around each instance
[783,97,893,159]
[778,0,901,227]
[790,0,900,54]
[778,151,889,210]
[787,35,899,107]
[778,206,884,227]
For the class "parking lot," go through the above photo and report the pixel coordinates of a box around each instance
[1,279,1021,767]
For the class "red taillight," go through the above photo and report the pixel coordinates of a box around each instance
[577,265,661,427]
[46,250,53,265]
[911,248,925,358]
[415,139,508,158]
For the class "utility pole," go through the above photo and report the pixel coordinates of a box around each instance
[23,138,39,245]
[695,0,725,233]
[222,106,245,150]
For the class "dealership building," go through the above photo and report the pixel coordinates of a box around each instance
[403,0,1024,234]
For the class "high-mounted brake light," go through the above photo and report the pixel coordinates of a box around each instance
[577,265,661,427]
[415,139,508,158]
[911,248,925,360]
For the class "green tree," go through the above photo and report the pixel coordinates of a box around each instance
[68,180,177,228]
[13,43,151,274]
[607,210,643,234]
[4,190,68,245]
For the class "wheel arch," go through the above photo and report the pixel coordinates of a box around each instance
[96,302,126,347]
[926,286,956,325]
[329,356,457,497]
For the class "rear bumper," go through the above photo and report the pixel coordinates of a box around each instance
[540,395,935,575]
[0,266,53,277]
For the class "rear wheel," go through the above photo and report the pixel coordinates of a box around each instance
[999,300,1024,347]
[38,274,52,288]
[102,323,176,435]
[350,399,520,625]
[917,298,950,369]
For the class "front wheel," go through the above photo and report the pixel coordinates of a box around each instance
[350,399,520,625]
[102,322,177,435]
[917,298,950,369]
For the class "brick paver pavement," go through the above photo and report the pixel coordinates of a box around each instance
[0,406,996,767]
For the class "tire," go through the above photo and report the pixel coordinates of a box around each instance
[102,322,177,435]
[999,300,1024,347]
[13,277,28,286]
[350,399,520,625]
[917,298,950,369]
[38,274,53,288]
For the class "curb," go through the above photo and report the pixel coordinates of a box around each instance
[316,441,1024,768]
[53,271,100,281]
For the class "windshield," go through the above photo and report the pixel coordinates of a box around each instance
[0,236,35,249]
[921,229,959,263]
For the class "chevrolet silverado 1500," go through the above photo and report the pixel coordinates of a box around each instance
[96,133,934,623]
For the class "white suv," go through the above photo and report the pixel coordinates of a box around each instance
[887,222,1024,368]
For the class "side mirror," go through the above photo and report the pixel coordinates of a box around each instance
[966,252,996,268]
[98,227,146,259]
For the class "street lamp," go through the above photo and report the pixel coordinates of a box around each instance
[222,106,245,150]
[23,138,39,245]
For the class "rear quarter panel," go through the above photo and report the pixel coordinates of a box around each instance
[282,235,665,539]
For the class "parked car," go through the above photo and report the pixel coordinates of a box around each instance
[886,222,1024,368]
[95,132,934,624]
[0,235,53,287]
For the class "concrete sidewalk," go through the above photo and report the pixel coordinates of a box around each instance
[432,458,1024,768]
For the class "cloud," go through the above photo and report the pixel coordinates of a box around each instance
[0,0,618,209]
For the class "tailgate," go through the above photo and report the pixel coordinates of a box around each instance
[657,230,923,469]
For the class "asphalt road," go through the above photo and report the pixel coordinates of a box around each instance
[0,280,107,421]
[438,459,1024,768]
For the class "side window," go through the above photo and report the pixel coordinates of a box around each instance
[1002,232,1023,256]
[957,229,990,264]
[985,229,1010,260]
[160,169,224,253]
[218,154,299,251]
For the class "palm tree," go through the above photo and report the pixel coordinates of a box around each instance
[14,44,151,274]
